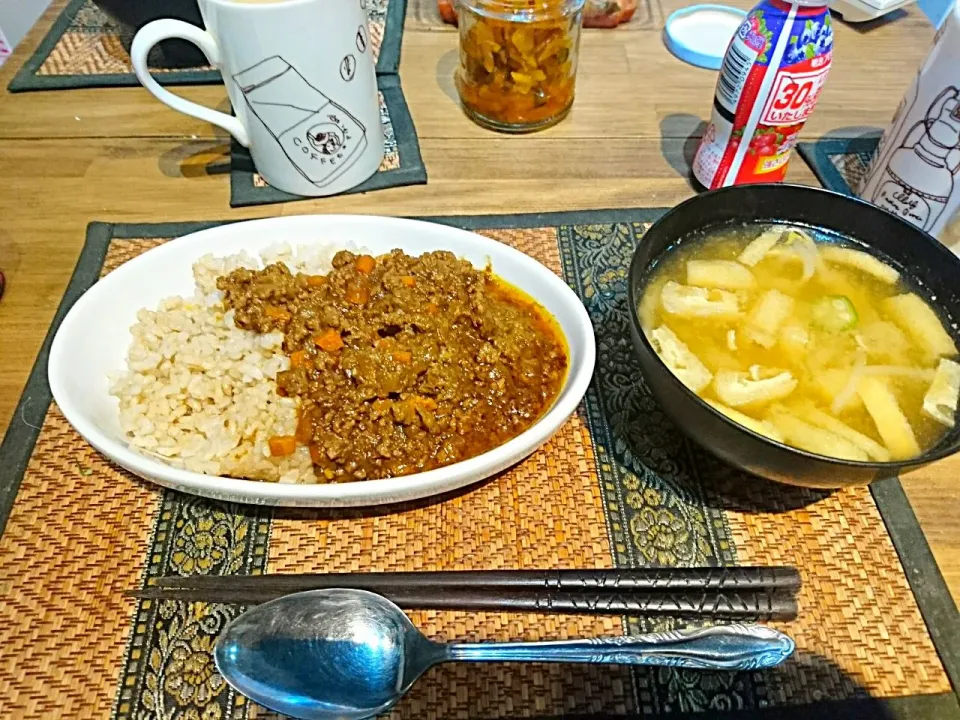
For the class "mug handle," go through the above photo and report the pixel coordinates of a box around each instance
[130,20,251,147]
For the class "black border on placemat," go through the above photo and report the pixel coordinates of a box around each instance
[796,136,881,197]
[229,74,426,207]
[8,0,406,92]
[375,0,407,76]
[0,212,957,719]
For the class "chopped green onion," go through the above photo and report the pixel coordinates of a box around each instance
[811,295,858,332]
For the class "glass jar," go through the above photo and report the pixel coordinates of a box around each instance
[455,0,585,133]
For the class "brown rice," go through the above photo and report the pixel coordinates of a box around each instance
[109,243,358,483]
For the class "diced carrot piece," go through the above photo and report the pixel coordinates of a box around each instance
[306,275,326,287]
[309,444,324,464]
[425,302,439,314]
[355,255,376,274]
[314,329,344,352]
[400,275,415,288]
[346,285,369,304]
[289,350,309,368]
[393,350,412,364]
[264,305,291,323]
[295,413,313,443]
[268,435,296,457]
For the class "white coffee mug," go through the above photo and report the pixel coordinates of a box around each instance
[131,0,385,197]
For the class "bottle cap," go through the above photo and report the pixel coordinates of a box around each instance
[663,5,748,71]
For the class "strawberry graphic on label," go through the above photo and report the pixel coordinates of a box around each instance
[692,0,834,189]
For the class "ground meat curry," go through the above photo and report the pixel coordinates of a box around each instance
[217,250,568,481]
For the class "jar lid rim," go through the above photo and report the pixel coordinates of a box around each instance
[462,0,586,17]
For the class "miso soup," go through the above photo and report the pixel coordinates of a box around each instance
[639,223,960,461]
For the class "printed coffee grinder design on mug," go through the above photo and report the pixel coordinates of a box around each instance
[868,86,960,232]
[233,56,368,189]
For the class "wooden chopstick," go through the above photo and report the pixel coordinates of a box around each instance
[130,567,800,621]
[132,585,797,620]
[147,567,801,593]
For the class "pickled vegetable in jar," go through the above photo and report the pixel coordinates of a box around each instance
[456,0,585,133]
[440,0,635,28]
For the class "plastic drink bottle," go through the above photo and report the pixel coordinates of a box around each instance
[693,0,834,188]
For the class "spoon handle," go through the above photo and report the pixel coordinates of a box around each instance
[446,624,793,670]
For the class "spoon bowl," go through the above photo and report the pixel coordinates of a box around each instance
[215,588,796,720]
[215,589,441,719]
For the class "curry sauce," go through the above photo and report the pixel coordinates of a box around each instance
[217,249,568,481]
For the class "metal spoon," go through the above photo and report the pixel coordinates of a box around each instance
[214,588,795,720]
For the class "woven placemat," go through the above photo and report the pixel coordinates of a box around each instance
[8,0,406,91]
[1,211,958,719]
[796,136,881,198]
[231,75,426,207]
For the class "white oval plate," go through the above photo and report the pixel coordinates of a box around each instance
[49,215,596,507]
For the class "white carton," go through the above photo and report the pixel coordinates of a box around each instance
[858,3,960,239]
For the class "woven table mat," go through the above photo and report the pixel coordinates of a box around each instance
[1,211,958,719]
[8,0,406,91]
[230,75,426,207]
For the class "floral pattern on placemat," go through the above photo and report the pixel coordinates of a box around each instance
[562,223,732,574]
[558,222,767,714]
[113,493,270,720]
[69,0,116,32]
[827,148,875,194]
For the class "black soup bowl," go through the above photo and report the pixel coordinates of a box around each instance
[628,183,960,489]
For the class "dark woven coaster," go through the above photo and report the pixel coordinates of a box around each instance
[230,75,426,207]
[796,136,881,197]
[8,0,406,91]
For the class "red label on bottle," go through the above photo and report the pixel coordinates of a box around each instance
[692,2,834,189]
[761,63,830,125]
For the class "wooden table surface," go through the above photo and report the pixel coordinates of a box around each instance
[0,0,957,600]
